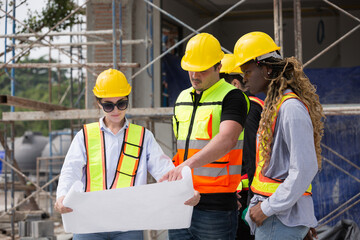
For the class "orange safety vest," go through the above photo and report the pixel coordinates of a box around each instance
[83,122,145,192]
[251,92,312,197]
[237,96,264,193]
[172,79,250,194]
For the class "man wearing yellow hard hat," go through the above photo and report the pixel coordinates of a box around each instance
[55,69,200,239]
[220,53,264,240]
[160,33,250,239]
[233,31,323,240]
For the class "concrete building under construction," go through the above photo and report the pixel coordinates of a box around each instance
[0,0,360,239]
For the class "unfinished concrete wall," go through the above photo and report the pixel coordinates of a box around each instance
[162,3,360,69]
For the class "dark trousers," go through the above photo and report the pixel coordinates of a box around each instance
[236,190,254,240]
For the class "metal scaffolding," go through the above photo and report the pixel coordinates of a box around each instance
[0,0,359,239]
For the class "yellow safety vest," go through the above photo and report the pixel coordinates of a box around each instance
[173,79,250,194]
[251,92,312,197]
[83,122,145,192]
[237,96,264,192]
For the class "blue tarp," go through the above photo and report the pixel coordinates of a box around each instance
[305,66,360,227]
[0,150,4,173]
[161,54,191,107]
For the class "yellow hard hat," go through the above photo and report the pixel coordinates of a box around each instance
[93,69,131,98]
[181,33,224,72]
[233,31,281,68]
[220,54,242,74]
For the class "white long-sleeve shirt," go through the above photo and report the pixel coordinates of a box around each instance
[246,90,318,232]
[56,117,174,198]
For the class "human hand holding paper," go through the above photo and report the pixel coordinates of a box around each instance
[54,195,73,214]
[61,166,195,234]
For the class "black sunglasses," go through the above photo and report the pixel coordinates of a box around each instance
[100,99,129,112]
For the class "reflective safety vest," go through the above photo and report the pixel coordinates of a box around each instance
[237,96,264,192]
[173,79,250,194]
[83,122,145,192]
[251,92,312,197]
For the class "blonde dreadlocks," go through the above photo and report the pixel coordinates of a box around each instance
[258,56,325,170]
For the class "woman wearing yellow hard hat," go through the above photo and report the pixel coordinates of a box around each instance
[233,31,324,240]
[55,69,200,240]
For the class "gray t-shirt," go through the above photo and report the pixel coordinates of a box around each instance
[246,89,318,233]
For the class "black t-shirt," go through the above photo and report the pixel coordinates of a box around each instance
[242,95,263,204]
[195,88,249,211]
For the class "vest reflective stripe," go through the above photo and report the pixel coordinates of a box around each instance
[251,93,312,197]
[173,79,250,194]
[237,96,264,192]
[83,122,145,192]
[177,138,244,150]
[111,123,145,189]
[248,96,264,108]
[84,122,106,192]
[193,165,242,177]
[237,174,250,192]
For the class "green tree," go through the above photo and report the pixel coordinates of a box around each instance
[0,56,85,136]
[20,0,85,33]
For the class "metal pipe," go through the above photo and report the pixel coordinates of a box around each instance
[120,0,123,62]
[274,0,279,46]
[10,121,15,240]
[0,62,140,68]
[49,133,53,215]
[146,0,154,107]
[0,0,90,73]
[11,39,148,48]
[3,0,9,214]
[11,1,15,113]
[318,192,360,225]
[294,0,302,62]
[279,0,283,56]
[0,5,98,78]
[0,155,55,199]
[303,24,360,68]
[321,143,360,171]
[304,0,360,68]
[323,0,360,24]
[273,0,283,56]
[133,0,247,79]
[0,175,60,218]
[323,157,360,183]
[70,28,74,108]
[0,29,122,38]
[112,0,117,69]
[143,0,233,54]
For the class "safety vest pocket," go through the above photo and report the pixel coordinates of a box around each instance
[193,165,230,187]
[194,108,213,140]
[176,110,192,140]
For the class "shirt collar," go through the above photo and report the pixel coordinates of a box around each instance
[99,116,129,134]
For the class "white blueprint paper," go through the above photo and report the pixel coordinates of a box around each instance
[62,166,194,234]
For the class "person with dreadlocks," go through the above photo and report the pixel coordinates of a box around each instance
[233,32,324,239]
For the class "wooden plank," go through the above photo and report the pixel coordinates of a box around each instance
[0,95,69,111]
[0,62,140,69]
[0,182,36,191]
[2,104,360,121]
[2,107,173,121]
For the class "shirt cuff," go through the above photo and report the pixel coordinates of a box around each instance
[261,198,276,217]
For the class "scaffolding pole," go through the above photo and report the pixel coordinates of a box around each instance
[294,0,303,62]
[304,0,360,67]
[273,0,283,56]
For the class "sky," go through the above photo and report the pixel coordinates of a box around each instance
[1,0,48,61]
[1,0,86,64]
